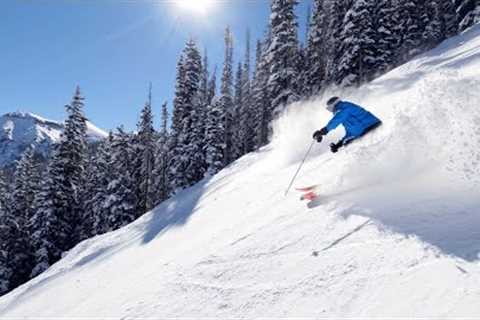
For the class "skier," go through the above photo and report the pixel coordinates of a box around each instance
[313,97,382,153]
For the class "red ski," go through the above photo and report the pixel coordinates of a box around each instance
[295,185,320,202]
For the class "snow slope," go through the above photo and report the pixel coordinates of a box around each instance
[0,112,107,167]
[2,26,480,318]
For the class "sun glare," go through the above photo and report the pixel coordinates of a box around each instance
[173,0,215,15]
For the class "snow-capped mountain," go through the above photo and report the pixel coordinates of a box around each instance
[0,112,107,167]
[1,26,480,319]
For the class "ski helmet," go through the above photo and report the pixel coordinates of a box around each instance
[326,96,341,112]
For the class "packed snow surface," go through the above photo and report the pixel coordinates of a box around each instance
[0,112,107,167]
[2,26,480,318]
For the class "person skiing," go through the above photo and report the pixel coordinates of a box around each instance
[313,97,382,153]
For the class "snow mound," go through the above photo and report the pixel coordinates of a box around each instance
[2,27,480,318]
[0,112,107,167]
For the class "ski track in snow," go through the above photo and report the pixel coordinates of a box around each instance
[2,25,480,319]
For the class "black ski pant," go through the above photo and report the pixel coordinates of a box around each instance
[342,121,382,146]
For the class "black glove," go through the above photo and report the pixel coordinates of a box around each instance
[330,140,344,153]
[312,127,328,143]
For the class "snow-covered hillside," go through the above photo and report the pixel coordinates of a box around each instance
[0,112,107,167]
[2,26,480,318]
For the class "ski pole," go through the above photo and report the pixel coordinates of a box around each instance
[285,139,316,196]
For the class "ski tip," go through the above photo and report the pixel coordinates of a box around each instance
[295,185,319,192]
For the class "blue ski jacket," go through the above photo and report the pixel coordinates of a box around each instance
[326,101,381,140]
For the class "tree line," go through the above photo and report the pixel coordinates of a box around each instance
[1,0,478,296]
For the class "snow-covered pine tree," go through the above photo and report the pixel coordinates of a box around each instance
[170,54,186,146]
[29,88,89,276]
[240,29,255,155]
[0,226,12,295]
[181,39,206,186]
[397,0,426,61]
[233,61,244,160]
[305,3,311,43]
[103,127,137,231]
[0,171,9,215]
[441,0,459,37]
[168,54,186,193]
[200,50,211,107]
[151,102,170,206]
[80,150,100,240]
[29,149,71,277]
[304,0,328,95]
[204,97,226,175]
[456,0,480,31]
[267,0,300,117]
[57,86,89,244]
[136,86,157,213]
[422,0,445,51]
[336,0,378,86]
[197,51,210,174]
[168,39,205,191]
[208,65,217,106]
[0,171,13,294]
[9,147,40,287]
[81,133,114,238]
[252,38,272,148]
[12,147,40,224]
[0,214,15,295]
[220,27,235,165]
[324,0,352,84]
[375,0,401,71]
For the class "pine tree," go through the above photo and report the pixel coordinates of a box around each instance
[29,87,89,276]
[81,133,114,238]
[219,27,235,165]
[136,85,156,213]
[267,0,300,116]
[200,50,211,107]
[240,29,255,154]
[208,65,217,105]
[0,171,13,294]
[305,3,312,44]
[168,55,186,193]
[183,39,206,185]
[170,54,186,145]
[422,1,444,50]
[57,86,89,244]
[204,97,226,175]
[324,0,352,83]
[304,0,328,95]
[397,0,426,60]
[80,149,101,239]
[151,102,170,206]
[375,0,400,70]
[103,127,137,230]
[12,147,40,223]
[168,39,205,190]
[336,0,378,86]
[442,0,459,37]
[252,38,272,148]
[457,0,480,31]
[0,171,9,215]
[29,150,71,277]
[233,61,244,159]
[10,147,39,287]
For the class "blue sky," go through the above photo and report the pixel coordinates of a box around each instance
[1,0,312,131]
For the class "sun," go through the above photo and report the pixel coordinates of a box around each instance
[173,0,215,15]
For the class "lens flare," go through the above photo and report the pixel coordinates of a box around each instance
[173,0,215,15]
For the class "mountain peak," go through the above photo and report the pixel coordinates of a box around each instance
[0,112,107,168]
